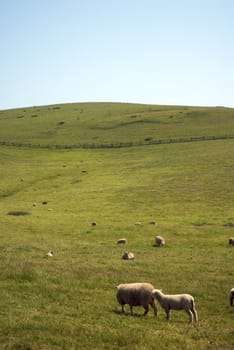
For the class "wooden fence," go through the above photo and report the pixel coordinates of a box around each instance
[0,134,233,150]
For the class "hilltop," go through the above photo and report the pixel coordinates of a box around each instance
[0,102,233,147]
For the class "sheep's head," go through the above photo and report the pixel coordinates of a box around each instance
[152,289,162,299]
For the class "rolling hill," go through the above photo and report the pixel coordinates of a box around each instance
[0,102,233,349]
[0,102,233,147]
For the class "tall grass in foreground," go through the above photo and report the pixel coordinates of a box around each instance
[0,139,233,349]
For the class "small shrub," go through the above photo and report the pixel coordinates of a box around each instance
[223,222,234,227]
[7,211,31,216]
[144,137,152,142]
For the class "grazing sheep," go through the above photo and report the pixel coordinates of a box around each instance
[91,221,97,226]
[229,288,234,306]
[152,289,198,323]
[117,238,127,244]
[155,236,165,247]
[46,250,53,257]
[116,282,157,316]
[122,252,135,260]
[229,237,234,245]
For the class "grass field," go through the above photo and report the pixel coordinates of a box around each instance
[0,102,234,147]
[0,103,233,349]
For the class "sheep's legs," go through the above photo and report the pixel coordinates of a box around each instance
[191,308,198,322]
[150,301,157,316]
[121,304,125,313]
[185,309,193,322]
[143,305,149,315]
[166,309,170,320]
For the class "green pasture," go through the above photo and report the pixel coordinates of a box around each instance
[0,102,234,146]
[0,103,233,349]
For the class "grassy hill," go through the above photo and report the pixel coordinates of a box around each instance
[0,102,234,147]
[0,102,233,349]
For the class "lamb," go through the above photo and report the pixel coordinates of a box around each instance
[229,237,234,245]
[155,235,165,247]
[229,288,234,306]
[152,289,198,322]
[117,238,127,244]
[116,282,157,316]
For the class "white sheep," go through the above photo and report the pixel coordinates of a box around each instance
[46,250,53,257]
[117,238,127,244]
[116,282,157,316]
[229,237,234,245]
[122,252,135,260]
[155,235,165,247]
[229,288,234,306]
[152,289,198,322]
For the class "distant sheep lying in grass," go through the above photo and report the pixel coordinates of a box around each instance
[122,252,135,260]
[116,282,157,316]
[149,220,156,225]
[229,237,234,245]
[229,288,234,306]
[155,236,165,247]
[117,238,127,244]
[152,289,198,323]
[135,222,143,226]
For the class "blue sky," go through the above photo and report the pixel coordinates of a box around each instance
[1,0,234,109]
